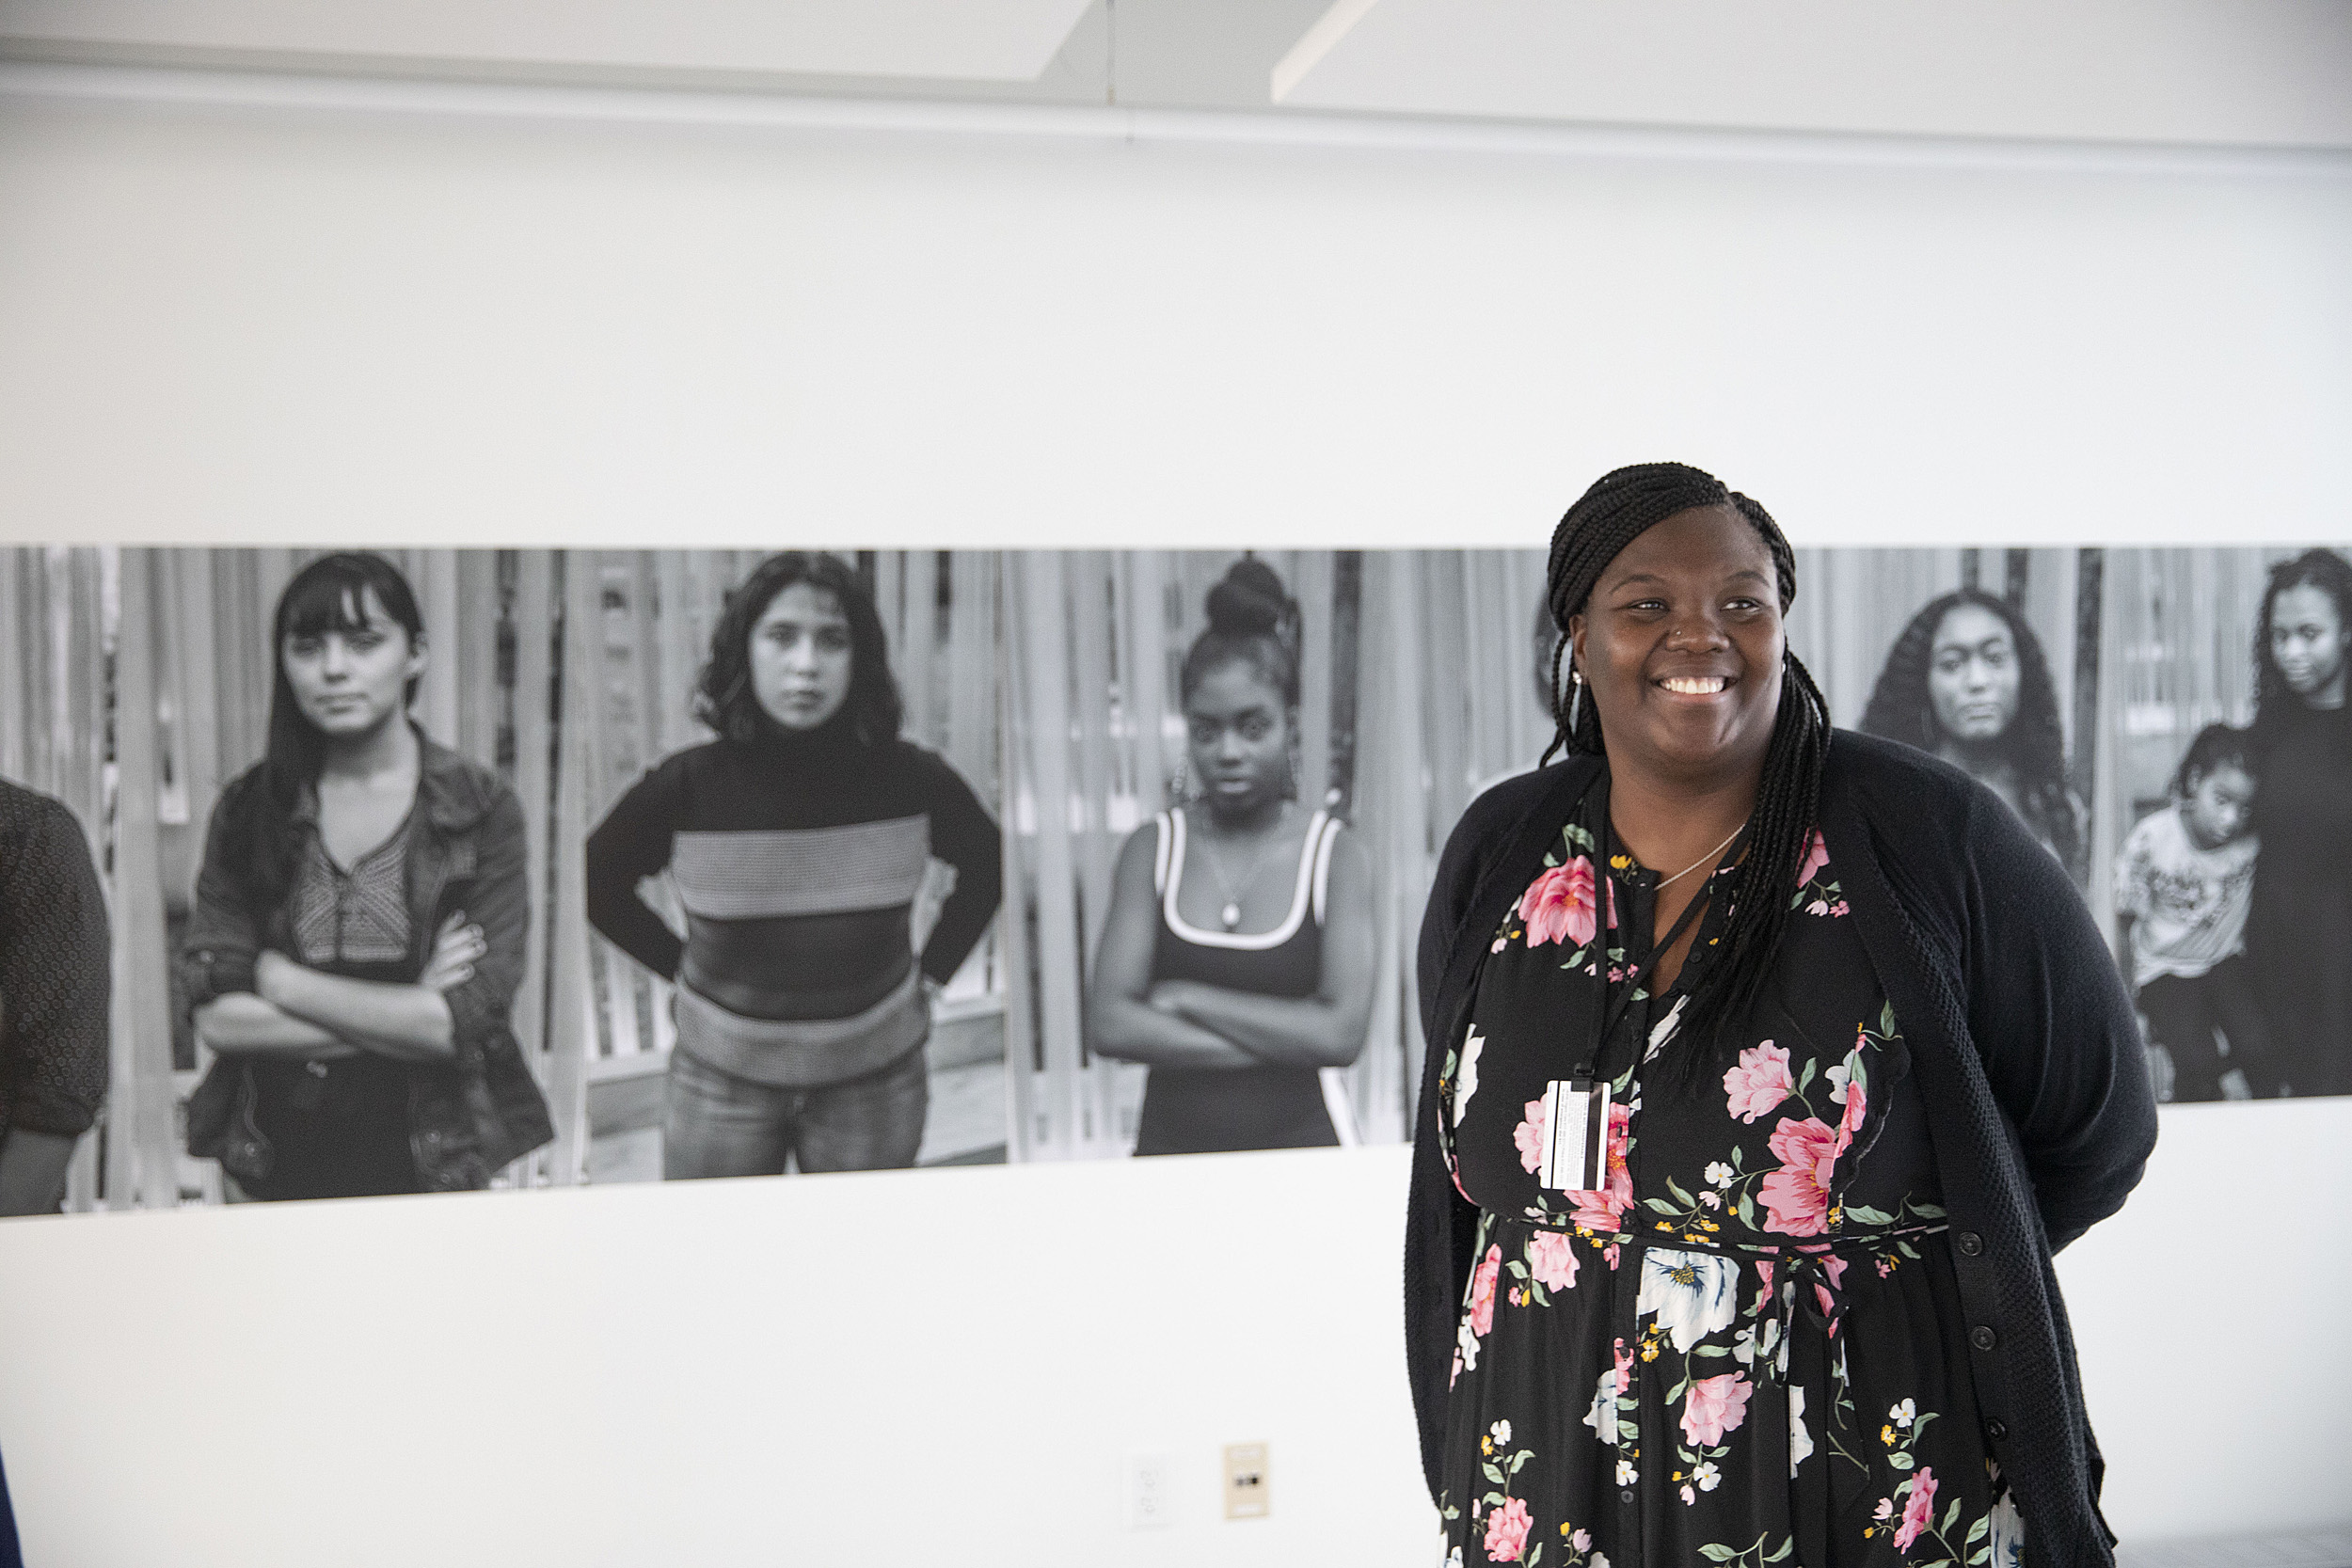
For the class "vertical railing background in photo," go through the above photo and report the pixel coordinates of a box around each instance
[1,546,1007,1210]
[999,549,1564,1161]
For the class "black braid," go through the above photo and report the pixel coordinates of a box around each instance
[1538,463,1832,1079]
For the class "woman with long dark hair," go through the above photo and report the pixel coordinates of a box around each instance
[182,552,552,1199]
[586,551,1001,1178]
[1409,466,2153,1567]
[1859,588,2085,884]
[2244,547,2352,1098]
[1086,558,1375,1154]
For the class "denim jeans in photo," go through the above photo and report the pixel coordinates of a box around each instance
[662,1042,929,1179]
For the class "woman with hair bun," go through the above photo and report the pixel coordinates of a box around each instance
[586,551,1001,1178]
[1859,588,2085,885]
[2244,546,2352,1098]
[1409,466,2153,1568]
[1086,558,1375,1155]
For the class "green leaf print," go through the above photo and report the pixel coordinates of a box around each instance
[1842,1203,1894,1226]
[1699,1548,1738,1562]
[1484,1463,1504,1485]
[1964,1515,1990,1545]
[1766,1543,1792,1563]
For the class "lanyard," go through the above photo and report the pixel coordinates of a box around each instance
[1571,804,1740,1082]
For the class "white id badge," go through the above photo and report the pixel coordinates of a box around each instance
[1537,1078,1611,1193]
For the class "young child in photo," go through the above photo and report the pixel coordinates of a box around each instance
[2113,723,2268,1101]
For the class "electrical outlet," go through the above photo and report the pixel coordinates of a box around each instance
[1223,1442,1270,1521]
[1129,1452,1173,1531]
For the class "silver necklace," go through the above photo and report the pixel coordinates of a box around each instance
[1196,805,1290,929]
[1651,823,1745,891]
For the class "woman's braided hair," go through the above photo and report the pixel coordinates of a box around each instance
[1539,462,1832,1065]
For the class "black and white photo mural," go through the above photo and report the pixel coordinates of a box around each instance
[2,541,2344,1216]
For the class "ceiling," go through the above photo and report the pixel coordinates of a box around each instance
[4,0,2349,149]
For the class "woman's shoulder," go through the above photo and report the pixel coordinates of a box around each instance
[415,736,522,833]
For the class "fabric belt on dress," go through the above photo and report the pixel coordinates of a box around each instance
[671,966,929,1088]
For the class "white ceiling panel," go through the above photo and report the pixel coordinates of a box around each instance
[1278,0,2352,149]
[0,0,1098,82]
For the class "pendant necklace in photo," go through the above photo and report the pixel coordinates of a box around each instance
[1198,805,1288,930]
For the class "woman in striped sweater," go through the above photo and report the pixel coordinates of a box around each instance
[587,552,1000,1179]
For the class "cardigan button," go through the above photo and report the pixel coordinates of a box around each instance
[1970,1325,1997,1352]
[1986,1419,2008,1440]
[1956,1231,1984,1258]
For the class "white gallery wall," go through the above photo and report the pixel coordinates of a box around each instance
[1,69,2349,1565]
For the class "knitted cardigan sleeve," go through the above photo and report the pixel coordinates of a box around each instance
[1950,770,2158,1250]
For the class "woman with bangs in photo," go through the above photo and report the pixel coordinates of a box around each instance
[1086,558,1376,1155]
[586,551,1001,1178]
[182,552,552,1200]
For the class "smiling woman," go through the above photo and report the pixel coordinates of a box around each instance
[1409,463,2154,1568]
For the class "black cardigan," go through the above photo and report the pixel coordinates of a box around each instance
[1406,730,2157,1568]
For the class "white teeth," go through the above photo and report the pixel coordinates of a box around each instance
[1662,676,1728,695]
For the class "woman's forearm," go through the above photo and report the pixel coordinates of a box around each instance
[0,1128,80,1216]
[1159,981,1365,1069]
[195,993,353,1056]
[1086,994,1260,1069]
[258,956,454,1061]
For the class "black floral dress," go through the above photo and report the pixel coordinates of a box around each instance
[1436,784,2026,1568]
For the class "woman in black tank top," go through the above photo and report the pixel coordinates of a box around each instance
[1086,560,1376,1155]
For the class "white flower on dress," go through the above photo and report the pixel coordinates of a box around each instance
[1636,1247,1740,1354]
[1453,1028,1485,1127]
[1889,1397,1915,1430]
[1581,1369,1620,1446]
[1987,1490,2026,1568]
[1615,1458,1639,1488]
[1590,1555,1611,1568]
[1704,1161,1735,1189]
[1826,1062,1852,1105]
[1692,1461,1722,1493]
[1645,995,1688,1061]
[1788,1385,1814,1476]
[1489,1418,1512,1446]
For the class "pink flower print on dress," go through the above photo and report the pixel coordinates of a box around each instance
[1815,1252,1851,1325]
[1469,1244,1502,1338]
[1519,858,1599,949]
[1483,1496,1533,1562]
[1837,1075,1869,1144]
[1758,1116,1846,1236]
[1797,829,1830,888]
[1528,1229,1580,1293]
[1513,1098,1549,1174]
[1678,1371,1754,1447]
[1895,1468,1939,1551]
[1565,1101,1635,1231]
[1723,1041,1794,1123]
